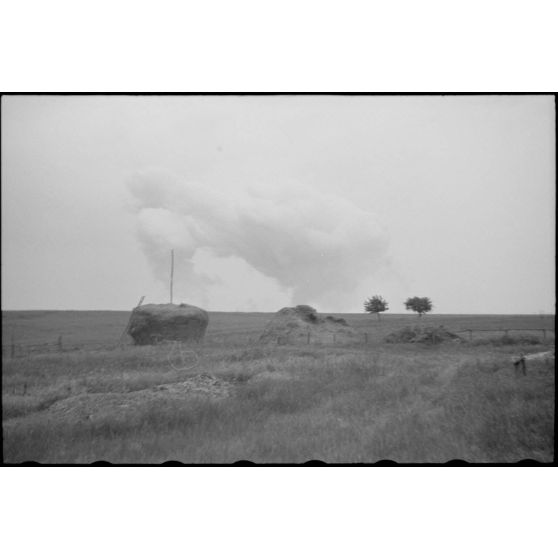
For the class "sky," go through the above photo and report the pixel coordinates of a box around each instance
[1,95,555,314]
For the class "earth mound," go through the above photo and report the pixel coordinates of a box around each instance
[128,303,209,345]
[42,375,232,424]
[259,305,357,344]
[384,325,462,345]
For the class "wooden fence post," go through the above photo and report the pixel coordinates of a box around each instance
[542,329,547,341]
[504,329,509,337]
[11,331,15,359]
[468,329,472,342]
[333,333,336,344]
[58,335,63,352]
[365,332,368,344]
[307,331,310,345]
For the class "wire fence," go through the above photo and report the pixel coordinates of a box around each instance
[2,339,122,358]
[454,328,554,342]
[2,327,555,359]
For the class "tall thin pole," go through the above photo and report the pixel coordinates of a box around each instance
[170,249,174,304]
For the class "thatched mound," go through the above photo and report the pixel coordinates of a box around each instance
[259,305,357,344]
[384,326,462,345]
[128,303,209,345]
[384,326,417,343]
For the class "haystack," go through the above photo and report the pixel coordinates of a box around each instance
[128,303,209,345]
[259,305,357,344]
[384,325,462,345]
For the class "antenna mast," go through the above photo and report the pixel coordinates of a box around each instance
[170,249,174,304]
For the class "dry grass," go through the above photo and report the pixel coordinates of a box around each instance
[2,319,554,463]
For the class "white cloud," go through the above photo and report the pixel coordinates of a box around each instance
[128,169,389,311]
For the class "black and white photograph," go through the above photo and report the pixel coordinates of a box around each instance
[1,94,555,464]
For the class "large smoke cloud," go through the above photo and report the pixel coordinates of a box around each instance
[128,169,389,309]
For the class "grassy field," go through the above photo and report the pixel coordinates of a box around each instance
[2,311,555,463]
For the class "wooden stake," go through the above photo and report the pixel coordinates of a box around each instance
[11,331,15,359]
[58,335,63,352]
[119,295,145,344]
[170,249,174,304]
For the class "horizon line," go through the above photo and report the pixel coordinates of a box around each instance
[1,308,555,316]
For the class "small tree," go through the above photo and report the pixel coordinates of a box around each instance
[404,296,433,318]
[364,295,389,320]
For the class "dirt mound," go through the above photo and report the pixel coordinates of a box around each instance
[128,303,209,345]
[44,375,232,423]
[259,305,357,344]
[384,326,417,343]
[385,326,462,345]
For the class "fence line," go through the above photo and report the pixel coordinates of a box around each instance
[1,336,127,358]
[3,327,555,359]
[455,328,553,342]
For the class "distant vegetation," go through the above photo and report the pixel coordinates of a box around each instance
[404,296,433,317]
[364,295,389,320]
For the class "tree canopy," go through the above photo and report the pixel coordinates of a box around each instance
[404,296,433,317]
[364,295,389,319]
